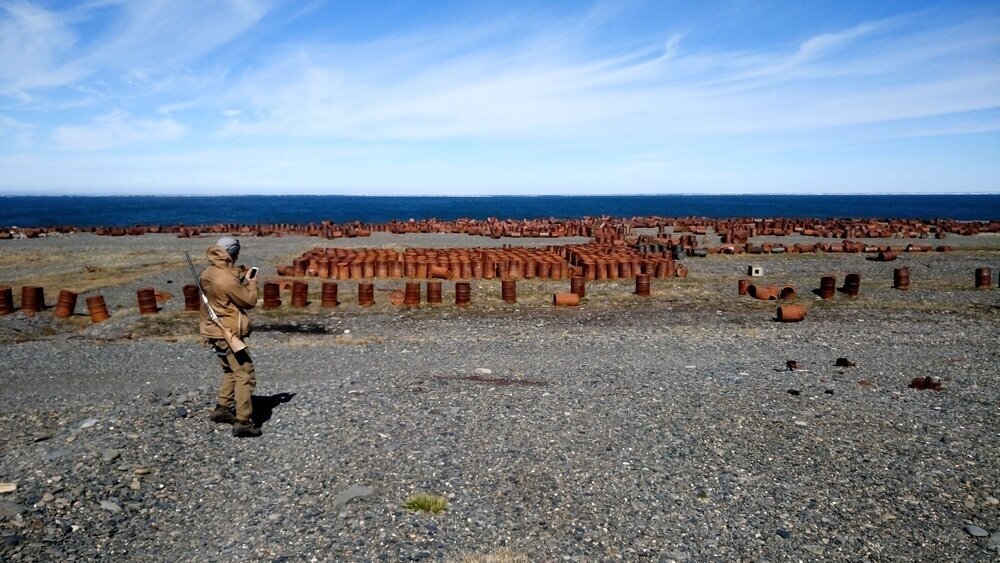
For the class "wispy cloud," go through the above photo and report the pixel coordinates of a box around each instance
[53,109,185,150]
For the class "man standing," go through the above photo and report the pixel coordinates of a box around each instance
[200,236,261,438]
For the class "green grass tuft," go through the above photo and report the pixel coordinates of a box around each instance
[403,493,448,514]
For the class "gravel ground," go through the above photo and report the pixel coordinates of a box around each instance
[1,232,998,562]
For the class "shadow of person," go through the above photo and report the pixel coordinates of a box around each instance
[250,392,295,427]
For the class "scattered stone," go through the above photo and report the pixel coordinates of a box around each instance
[133,467,151,475]
[174,407,189,418]
[0,483,16,494]
[965,524,989,538]
[835,358,856,367]
[787,389,801,396]
[858,379,875,388]
[32,433,52,443]
[333,485,374,508]
[0,500,24,518]
[101,449,121,462]
[803,545,825,556]
[43,449,66,463]
[909,376,944,391]
[98,500,122,513]
[824,389,835,395]
[79,418,99,429]
[786,360,799,371]
[776,528,790,539]
[474,368,492,375]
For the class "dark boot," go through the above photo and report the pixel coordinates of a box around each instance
[232,420,262,438]
[209,404,236,424]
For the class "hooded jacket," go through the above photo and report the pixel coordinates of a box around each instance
[199,245,257,340]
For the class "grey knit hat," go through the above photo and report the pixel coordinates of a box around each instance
[216,236,240,259]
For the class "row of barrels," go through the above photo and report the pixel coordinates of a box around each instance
[9,215,999,241]
[0,286,203,321]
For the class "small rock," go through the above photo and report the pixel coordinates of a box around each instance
[129,479,141,491]
[41,493,54,503]
[665,551,689,561]
[794,420,809,427]
[786,360,799,371]
[824,389,835,395]
[0,500,24,518]
[474,368,492,375]
[803,545,825,556]
[79,418,99,429]
[102,450,121,463]
[174,407,189,418]
[776,528,790,539]
[98,500,121,513]
[43,449,66,463]
[333,485,374,508]
[32,433,52,443]
[787,389,801,396]
[965,524,989,538]
[835,358,856,367]
[133,467,151,475]
[0,483,16,494]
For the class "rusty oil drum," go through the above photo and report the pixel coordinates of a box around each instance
[404,281,421,306]
[570,275,586,298]
[291,281,309,307]
[321,282,338,308]
[975,267,992,289]
[426,281,442,304]
[737,278,750,296]
[358,282,375,307]
[183,284,201,311]
[776,304,807,322]
[455,281,471,306]
[840,273,861,296]
[86,295,110,323]
[136,287,158,314]
[501,279,516,303]
[0,286,13,315]
[262,282,281,309]
[893,267,910,290]
[21,286,45,314]
[818,276,836,299]
[634,274,651,296]
[54,290,78,318]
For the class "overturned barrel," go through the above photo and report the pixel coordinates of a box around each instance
[86,295,110,323]
[136,287,158,314]
[777,304,807,322]
[553,293,580,306]
[0,286,13,315]
[54,290,78,318]
[893,267,910,290]
[975,267,992,289]
[262,282,281,309]
[321,282,338,308]
[455,281,471,306]
[748,284,779,300]
[183,284,201,311]
[21,286,45,314]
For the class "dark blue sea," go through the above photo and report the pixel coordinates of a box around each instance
[1,195,998,228]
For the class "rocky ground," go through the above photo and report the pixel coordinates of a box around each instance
[1,232,998,562]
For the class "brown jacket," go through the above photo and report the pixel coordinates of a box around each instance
[199,245,257,340]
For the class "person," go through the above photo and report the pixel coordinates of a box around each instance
[199,236,261,438]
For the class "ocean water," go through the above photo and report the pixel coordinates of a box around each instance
[1,194,998,228]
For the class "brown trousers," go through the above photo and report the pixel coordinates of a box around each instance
[210,340,256,422]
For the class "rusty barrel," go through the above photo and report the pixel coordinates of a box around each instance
[776,304,807,322]
[20,286,45,314]
[975,267,992,289]
[426,281,442,304]
[455,281,471,306]
[321,282,338,308]
[404,281,421,306]
[675,264,688,278]
[501,279,516,303]
[54,290,78,318]
[290,281,308,307]
[840,273,861,296]
[779,285,797,300]
[358,282,375,307]
[0,286,13,315]
[86,295,110,323]
[136,287,158,314]
[748,284,779,300]
[893,267,910,290]
[262,282,281,309]
[738,278,750,296]
[429,266,453,280]
[183,284,201,311]
[553,293,580,306]
[570,275,586,298]
[818,276,836,299]
[635,274,651,296]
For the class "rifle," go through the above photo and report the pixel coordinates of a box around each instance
[185,251,247,353]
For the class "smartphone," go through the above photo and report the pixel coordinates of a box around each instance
[247,267,259,280]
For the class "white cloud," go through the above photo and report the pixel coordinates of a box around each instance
[53,110,185,150]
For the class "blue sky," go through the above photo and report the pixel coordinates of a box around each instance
[1,0,998,195]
